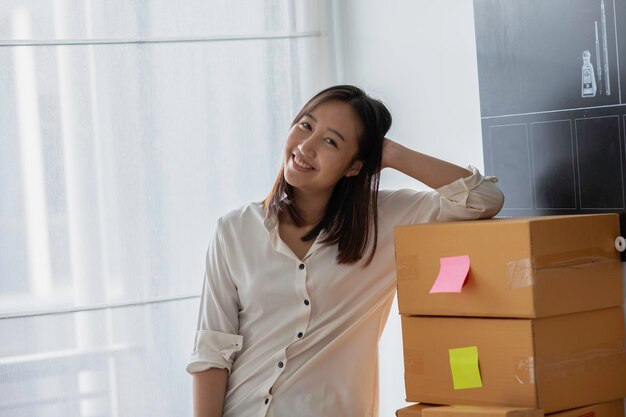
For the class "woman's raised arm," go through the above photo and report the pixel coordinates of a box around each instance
[381,138,474,189]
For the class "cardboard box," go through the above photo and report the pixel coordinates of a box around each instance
[395,214,622,318]
[396,403,436,417]
[402,307,626,413]
[548,399,624,416]
[396,404,543,417]
[397,400,624,417]
[422,405,543,416]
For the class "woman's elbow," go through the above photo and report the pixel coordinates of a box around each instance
[480,188,505,219]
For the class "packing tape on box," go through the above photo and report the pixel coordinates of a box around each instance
[507,258,535,289]
[514,356,536,384]
[404,349,424,375]
[396,254,420,281]
[532,246,619,268]
[539,346,626,382]
[506,255,620,289]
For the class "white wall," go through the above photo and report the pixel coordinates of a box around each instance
[338,1,484,415]
[339,0,484,190]
[338,2,626,416]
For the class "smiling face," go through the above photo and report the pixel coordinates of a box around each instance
[283,100,364,194]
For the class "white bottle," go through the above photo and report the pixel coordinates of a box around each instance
[581,50,597,97]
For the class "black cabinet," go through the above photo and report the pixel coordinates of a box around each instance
[474,0,626,216]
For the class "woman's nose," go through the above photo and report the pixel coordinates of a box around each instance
[298,136,317,158]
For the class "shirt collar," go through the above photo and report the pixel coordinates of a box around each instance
[263,211,278,231]
[263,209,326,261]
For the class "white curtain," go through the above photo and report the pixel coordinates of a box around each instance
[0,1,332,415]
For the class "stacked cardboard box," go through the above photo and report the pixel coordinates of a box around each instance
[393,214,626,415]
[396,400,625,417]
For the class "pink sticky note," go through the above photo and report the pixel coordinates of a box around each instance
[429,255,470,293]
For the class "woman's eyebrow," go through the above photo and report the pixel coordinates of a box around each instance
[304,113,346,142]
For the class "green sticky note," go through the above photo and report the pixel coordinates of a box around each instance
[448,346,483,390]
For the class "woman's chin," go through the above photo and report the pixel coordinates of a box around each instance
[284,175,305,189]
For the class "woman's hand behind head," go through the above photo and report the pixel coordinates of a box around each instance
[380,137,397,171]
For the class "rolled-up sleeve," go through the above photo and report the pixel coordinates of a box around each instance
[186,218,243,375]
[379,165,505,225]
[432,164,504,221]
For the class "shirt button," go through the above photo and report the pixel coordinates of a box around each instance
[265,398,269,404]
[304,299,310,306]
[297,332,303,338]
[299,263,305,270]
[278,361,284,368]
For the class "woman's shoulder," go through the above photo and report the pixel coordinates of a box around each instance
[216,201,265,233]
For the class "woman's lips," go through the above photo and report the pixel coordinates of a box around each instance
[291,154,315,172]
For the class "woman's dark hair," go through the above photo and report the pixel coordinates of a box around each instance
[262,85,392,267]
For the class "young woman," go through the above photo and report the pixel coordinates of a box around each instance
[186,85,504,417]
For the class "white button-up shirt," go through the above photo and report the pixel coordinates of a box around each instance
[186,165,504,417]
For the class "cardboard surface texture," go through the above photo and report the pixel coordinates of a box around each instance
[396,400,624,417]
[422,405,543,416]
[396,403,435,417]
[547,399,624,416]
[395,404,542,417]
[395,214,622,318]
[401,307,626,413]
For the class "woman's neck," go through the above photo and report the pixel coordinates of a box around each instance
[286,188,332,227]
